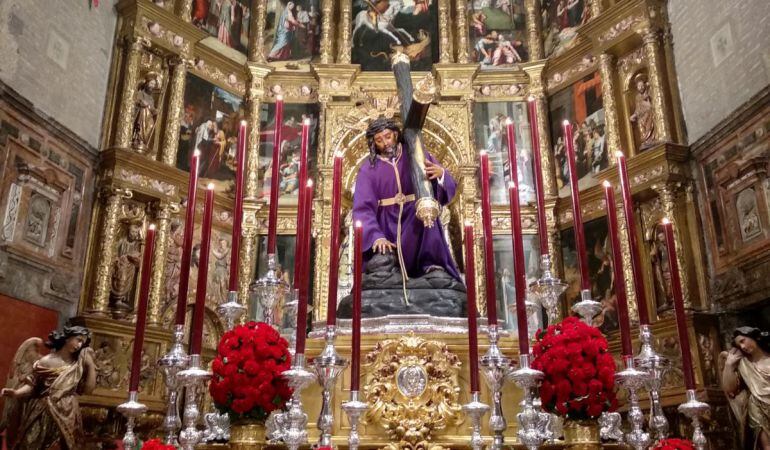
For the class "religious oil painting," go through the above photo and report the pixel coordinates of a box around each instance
[473,101,535,205]
[264,0,322,68]
[177,74,245,191]
[541,0,589,57]
[258,102,320,204]
[192,0,252,54]
[493,235,541,331]
[548,72,606,194]
[561,216,617,334]
[468,0,529,69]
[351,0,439,72]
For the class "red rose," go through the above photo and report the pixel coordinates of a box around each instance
[586,401,604,418]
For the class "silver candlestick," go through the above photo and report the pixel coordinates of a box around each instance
[250,253,288,327]
[311,325,349,447]
[480,324,511,450]
[634,324,671,441]
[281,353,317,450]
[677,389,709,450]
[217,290,247,331]
[615,355,650,450]
[462,391,489,450]
[342,390,369,450]
[178,354,212,450]
[531,254,568,324]
[571,289,602,326]
[117,390,147,449]
[508,353,546,450]
[157,324,190,445]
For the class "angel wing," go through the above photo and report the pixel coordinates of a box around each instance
[0,337,44,442]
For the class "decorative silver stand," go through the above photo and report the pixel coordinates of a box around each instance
[117,390,148,449]
[599,411,624,442]
[251,253,288,327]
[462,391,489,450]
[508,354,546,450]
[311,325,349,447]
[677,389,709,450]
[531,254,568,324]
[178,354,212,450]
[480,324,511,450]
[615,355,650,450]
[524,296,541,340]
[281,353,317,450]
[157,324,190,445]
[342,390,369,450]
[217,290,247,330]
[571,289,603,326]
[634,324,671,441]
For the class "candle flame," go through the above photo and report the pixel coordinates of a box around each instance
[615,150,625,158]
[464,219,474,227]
[505,117,514,125]
[303,117,312,126]
[306,178,314,187]
[662,217,671,225]
[527,95,535,102]
[602,180,612,188]
[240,120,247,126]
[562,119,571,127]
[508,181,516,189]
[355,220,363,228]
[193,149,201,157]
[334,150,343,158]
[207,183,215,190]
[148,223,156,231]
[276,94,284,101]
[479,150,487,156]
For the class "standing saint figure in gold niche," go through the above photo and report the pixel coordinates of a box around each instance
[629,72,656,150]
[132,71,160,152]
[110,222,143,313]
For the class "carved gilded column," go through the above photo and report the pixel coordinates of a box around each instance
[641,26,673,143]
[319,0,335,64]
[599,53,621,164]
[91,188,133,315]
[160,57,189,165]
[114,37,146,150]
[175,0,193,22]
[148,201,177,325]
[455,0,470,63]
[337,1,353,64]
[655,182,690,307]
[239,226,258,310]
[438,0,453,63]
[616,196,639,323]
[523,64,557,197]
[249,0,268,63]
[589,0,602,18]
[525,0,544,60]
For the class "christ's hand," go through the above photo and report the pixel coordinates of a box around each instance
[425,160,444,180]
[373,238,396,254]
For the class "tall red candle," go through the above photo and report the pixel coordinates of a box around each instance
[176,150,200,325]
[326,153,343,326]
[190,184,215,355]
[603,181,633,357]
[294,178,314,355]
[479,151,498,326]
[350,221,363,391]
[564,121,590,291]
[128,224,156,392]
[527,99,549,254]
[229,121,247,290]
[267,96,284,255]
[662,218,696,390]
[508,182,529,355]
[615,151,649,325]
[292,118,312,291]
[463,222,480,392]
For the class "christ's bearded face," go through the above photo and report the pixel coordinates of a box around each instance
[373,128,399,158]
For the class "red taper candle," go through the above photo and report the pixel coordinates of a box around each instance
[564,120,590,291]
[229,121,247,290]
[463,222,480,392]
[527,98,549,254]
[189,184,215,355]
[603,181,633,357]
[662,218,696,390]
[615,151,649,325]
[267,96,284,255]
[294,178,314,355]
[326,152,343,326]
[176,150,200,325]
[508,182,529,355]
[350,220,363,391]
[292,118,312,291]
[479,151,498,326]
[128,224,156,392]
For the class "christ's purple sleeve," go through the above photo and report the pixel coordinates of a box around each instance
[426,152,456,205]
[352,166,385,252]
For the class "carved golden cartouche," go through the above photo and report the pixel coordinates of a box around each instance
[562,419,601,450]
[229,421,267,450]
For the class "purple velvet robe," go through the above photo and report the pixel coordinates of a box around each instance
[352,149,461,281]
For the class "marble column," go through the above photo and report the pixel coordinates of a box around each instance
[439,0,453,63]
[114,37,146,150]
[249,0,268,63]
[455,0,470,63]
[147,201,176,326]
[337,1,353,64]
[175,0,192,22]
[641,27,673,143]
[319,0,335,64]
[160,57,189,166]
[599,53,621,164]
[91,188,133,315]
[525,0,544,60]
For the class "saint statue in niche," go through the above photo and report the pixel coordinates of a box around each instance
[649,223,673,312]
[629,72,656,150]
[110,223,144,314]
[132,72,161,152]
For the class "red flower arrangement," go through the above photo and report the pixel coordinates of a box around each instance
[209,321,292,422]
[141,439,175,450]
[531,316,618,420]
[651,439,696,450]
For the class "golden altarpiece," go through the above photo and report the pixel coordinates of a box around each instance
[74,0,732,447]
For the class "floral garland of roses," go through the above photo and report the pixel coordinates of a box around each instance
[209,321,292,421]
[531,317,618,419]
[651,438,696,450]
[141,439,175,450]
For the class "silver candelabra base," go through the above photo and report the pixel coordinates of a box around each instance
[250,253,288,327]
[157,324,190,445]
[615,355,651,450]
[117,390,148,449]
[508,353,548,450]
[311,325,349,448]
[342,390,369,450]
[635,324,671,441]
[572,289,602,326]
[677,389,710,450]
[177,354,212,450]
[278,353,317,450]
[480,324,511,450]
[217,290,247,331]
[531,254,568,324]
[462,391,489,450]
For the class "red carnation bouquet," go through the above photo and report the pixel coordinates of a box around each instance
[531,316,618,419]
[141,439,175,450]
[652,439,696,450]
[209,321,292,422]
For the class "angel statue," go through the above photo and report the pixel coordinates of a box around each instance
[721,326,770,450]
[0,326,96,450]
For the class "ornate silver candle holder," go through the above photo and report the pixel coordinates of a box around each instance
[217,290,247,331]
[202,411,230,442]
[342,390,369,450]
[178,354,212,450]
[280,353,317,450]
[677,389,709,450]
[531,254,568,324]
[462,391,489,450]
[571,289,602,326]
[311,325,349,448]
[508,353,546,450]
[634,324,671,441]
[599,411,624,442]
[615,355,650,450]
[157,324,190,445]
[480,324,512,450]
[117,390,147,449]
[250,253,288,327]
